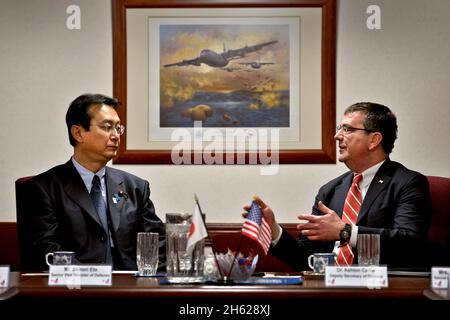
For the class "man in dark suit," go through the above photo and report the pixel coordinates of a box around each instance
[18,93,165,271]
[247,102,431,270]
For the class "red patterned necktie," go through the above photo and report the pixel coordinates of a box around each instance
[336,174,363,266]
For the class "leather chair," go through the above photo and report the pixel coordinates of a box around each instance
[0,222,21,270]
[427,175,450,266]
[14,176,34,270]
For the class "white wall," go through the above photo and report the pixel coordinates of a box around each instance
[1,0,449,222]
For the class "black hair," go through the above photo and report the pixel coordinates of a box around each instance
[344,102,398,154]
[65,93,120,146]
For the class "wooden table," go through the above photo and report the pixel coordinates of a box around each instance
[1,272,443,317]
[11,273,430,299]
[423,288,450,300]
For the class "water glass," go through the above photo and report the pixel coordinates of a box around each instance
[357,234,380,266]
[136,232,159,276]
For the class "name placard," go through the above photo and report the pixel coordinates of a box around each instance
[431,267,450,289]
[0,266,10,287]
[325,266,388,288]
[48,265,112,287]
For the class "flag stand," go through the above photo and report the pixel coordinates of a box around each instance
[227,234,244,279]
[194,194,226,281]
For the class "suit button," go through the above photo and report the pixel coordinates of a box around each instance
[100,236,106,242]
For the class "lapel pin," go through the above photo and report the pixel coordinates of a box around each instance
[118,190,129,200]
[112,191,128,204]
[112,194,121,204]
[379,179,383,184]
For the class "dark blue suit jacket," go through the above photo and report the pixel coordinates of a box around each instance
[18,160,165,271]
[270,159,431,270]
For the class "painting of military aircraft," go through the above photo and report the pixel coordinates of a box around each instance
[220,67,241,72]
[163,40,278,68]
[238,61,275,69]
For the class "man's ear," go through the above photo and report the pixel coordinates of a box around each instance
[368,132,383,151]
[70,125,84,144]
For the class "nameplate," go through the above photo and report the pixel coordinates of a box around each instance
[431,267,450,289]
[325,266,388,288]
[0,266,10,287]
[48,265,112,287]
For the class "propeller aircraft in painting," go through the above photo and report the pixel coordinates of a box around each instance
[238,61,275,69]
[163,40,278,68]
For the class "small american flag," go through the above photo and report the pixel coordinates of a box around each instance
[241,201,272,255]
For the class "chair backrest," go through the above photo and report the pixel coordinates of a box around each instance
[427,175,450,266]
[0,222,21,270]
[14,176,34,270]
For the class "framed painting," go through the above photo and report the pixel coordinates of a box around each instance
[112,0,336,164]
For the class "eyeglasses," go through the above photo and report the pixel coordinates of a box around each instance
[91,123,125,135]
[336,124,372,134]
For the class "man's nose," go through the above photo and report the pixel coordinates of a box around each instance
[110,132,119,140]
[334,131,343,140]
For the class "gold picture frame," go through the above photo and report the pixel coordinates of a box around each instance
[112,0,336,164]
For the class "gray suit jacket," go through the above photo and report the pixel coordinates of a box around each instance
[18,160,165,271]
[270,159,432,270]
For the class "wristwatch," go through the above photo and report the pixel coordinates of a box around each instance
[339,223,352,246]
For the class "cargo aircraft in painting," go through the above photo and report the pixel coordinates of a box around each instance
[238,61,275,69]
[163,40,278,68]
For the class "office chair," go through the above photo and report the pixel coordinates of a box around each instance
[427,175,450,266]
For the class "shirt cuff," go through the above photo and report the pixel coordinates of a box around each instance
[349,225,358,247]
[271,224,283,246]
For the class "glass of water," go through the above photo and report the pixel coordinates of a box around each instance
[136,232,159,276]
[357,234,380,266]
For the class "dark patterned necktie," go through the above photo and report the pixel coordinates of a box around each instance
[336,174,363,266]
[90,175,112,264]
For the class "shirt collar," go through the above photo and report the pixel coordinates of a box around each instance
[358,159,386,191]
[71,157,106,192]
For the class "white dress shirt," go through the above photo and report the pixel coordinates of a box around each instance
[71,157,107,203]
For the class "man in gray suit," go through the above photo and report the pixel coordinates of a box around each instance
[247,102,431,270]
[18,93,165,271]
